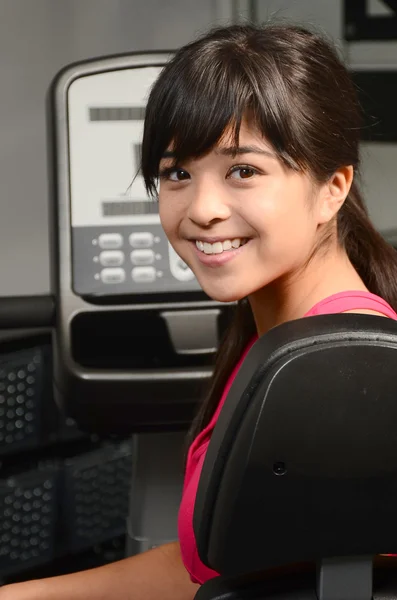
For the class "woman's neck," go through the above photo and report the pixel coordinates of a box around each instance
[249,245,368,337]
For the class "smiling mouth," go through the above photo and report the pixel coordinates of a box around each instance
[195,238,248,255]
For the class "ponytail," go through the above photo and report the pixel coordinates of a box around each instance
[339,180,397,312]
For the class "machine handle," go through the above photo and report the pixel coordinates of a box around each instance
[160,309,220,355]
[0,295,55,328]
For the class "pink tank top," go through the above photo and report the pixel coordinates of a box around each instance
[178,291,397,584]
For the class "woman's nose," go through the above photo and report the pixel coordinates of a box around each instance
[187,182,231,227]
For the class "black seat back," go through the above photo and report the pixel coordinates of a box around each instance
[194,314,397,579]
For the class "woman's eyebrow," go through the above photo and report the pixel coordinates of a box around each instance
[160,145,276,160]
[217,145,276,159]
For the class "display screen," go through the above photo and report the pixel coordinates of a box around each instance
[89,106,145,121]
[102,200,159,216]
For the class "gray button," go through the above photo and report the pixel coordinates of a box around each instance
[99,251,125,267]
[129,232,154,248]
[100,268,126,284]
[98,233,123,249]
[130,249,155,266]
[132,267,156,283]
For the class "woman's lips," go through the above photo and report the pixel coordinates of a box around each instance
[190,239,250,267]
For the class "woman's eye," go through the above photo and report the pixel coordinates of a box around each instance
[229,166,258,180]
[160,167,190,182]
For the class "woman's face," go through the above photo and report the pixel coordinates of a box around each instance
[158,121,326,303]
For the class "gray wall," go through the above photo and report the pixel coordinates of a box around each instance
[0,0,220,297]
[254,0,342,38]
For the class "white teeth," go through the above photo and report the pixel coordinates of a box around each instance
[195,238,246,254]
[212,242,223,254]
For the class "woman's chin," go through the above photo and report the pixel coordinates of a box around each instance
[200,284,246,304]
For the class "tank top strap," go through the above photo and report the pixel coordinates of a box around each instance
[306,291,397,319]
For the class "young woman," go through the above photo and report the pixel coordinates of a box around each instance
[2,20,397,600]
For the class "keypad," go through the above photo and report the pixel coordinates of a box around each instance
[73,225,201,294]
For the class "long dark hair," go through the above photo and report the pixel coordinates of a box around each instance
[141,22,397,445]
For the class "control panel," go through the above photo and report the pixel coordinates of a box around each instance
[68,64,199,296]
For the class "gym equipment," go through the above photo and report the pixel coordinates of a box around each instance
[193,313,397,599]
[46,53,233,435]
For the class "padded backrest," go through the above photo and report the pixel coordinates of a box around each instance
[194,314,397,578]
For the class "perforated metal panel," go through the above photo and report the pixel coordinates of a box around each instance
[62,441,132,552]
[0,347,44,454]
[0,467,58,575]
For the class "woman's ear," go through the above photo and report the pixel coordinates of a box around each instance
[317,165,354,224]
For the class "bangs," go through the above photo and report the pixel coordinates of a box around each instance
[141,38,302,198]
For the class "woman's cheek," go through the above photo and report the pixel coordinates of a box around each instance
[158,203,173,235]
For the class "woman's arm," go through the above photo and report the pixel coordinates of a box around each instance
[0,542,199,600]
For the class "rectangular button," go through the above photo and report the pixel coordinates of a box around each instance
[100,268,126,284]
[131,249,155,265]
[100,251,125,267]
[98,233,123,249]
[132,267,156,283]
[129,232,154,248]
